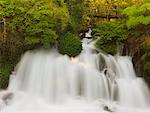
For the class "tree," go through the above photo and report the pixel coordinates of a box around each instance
[0,0,70,50]
[86,0,144,22]
[123,2,150,29]
[0,0,70,88]
[58,32,82,57]
[93,21,127,55]
[64,0,88,33]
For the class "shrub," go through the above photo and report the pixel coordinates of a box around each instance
[92,22,127,55]
[58,32,82,57]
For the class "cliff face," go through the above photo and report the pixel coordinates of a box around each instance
[123,25,150,87]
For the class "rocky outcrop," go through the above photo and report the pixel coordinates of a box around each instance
[123,25,150,87]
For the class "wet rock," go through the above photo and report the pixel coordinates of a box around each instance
[0,91,13,110]
[104,105,114,112]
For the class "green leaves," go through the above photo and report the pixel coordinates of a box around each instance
[93,22,127,41]
[0,0,70,50]
[93,22,127,55]
[64,0,86,33]
[58,32,82,57]
[123,3,150,29]
[0,0,71,88]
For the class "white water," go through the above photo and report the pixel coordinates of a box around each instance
[0,39,150,113]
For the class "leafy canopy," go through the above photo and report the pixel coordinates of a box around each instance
[93,22,127,55]
[58,32,82,57]
[0,0,70,49]
[123,2,150,29]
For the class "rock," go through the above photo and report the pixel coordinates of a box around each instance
[98,99,116,112]
[2,92,13,104]
[103,105,114,112]
[0,99,6,110]
[0,91,13,110]
[123,25,150,88]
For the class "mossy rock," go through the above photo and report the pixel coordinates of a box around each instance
[95,41,117,55]
[0,73,9,89]
[0,63,14,89]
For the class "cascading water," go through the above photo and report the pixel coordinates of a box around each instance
[0,38,150,113]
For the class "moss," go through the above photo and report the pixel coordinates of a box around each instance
[0,62,14,89]
[144,61,150,71]
[95,41,117,55]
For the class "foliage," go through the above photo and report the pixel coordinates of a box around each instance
[0,0,70,88]
[0,0,70,49]
[86,0,144,23]
[64,0,88,33]
[123,2,150,77]
[58,32,82,57]
[0,62,14,89]
[93,22,127,55]
[123,2,150,29]
[0,0,149,88]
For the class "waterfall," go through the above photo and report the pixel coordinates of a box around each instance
[0,39,150,113]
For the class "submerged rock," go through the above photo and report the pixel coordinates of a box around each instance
[0,91,13,110]
[104,105,114,112]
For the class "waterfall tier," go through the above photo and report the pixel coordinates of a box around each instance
[1,39,150,113]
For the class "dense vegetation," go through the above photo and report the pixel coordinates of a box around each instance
[0,0,149,88]
[58,32,82,57]
[122,2,150,86]
[93,22,127,55]
[123,2,150,29]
